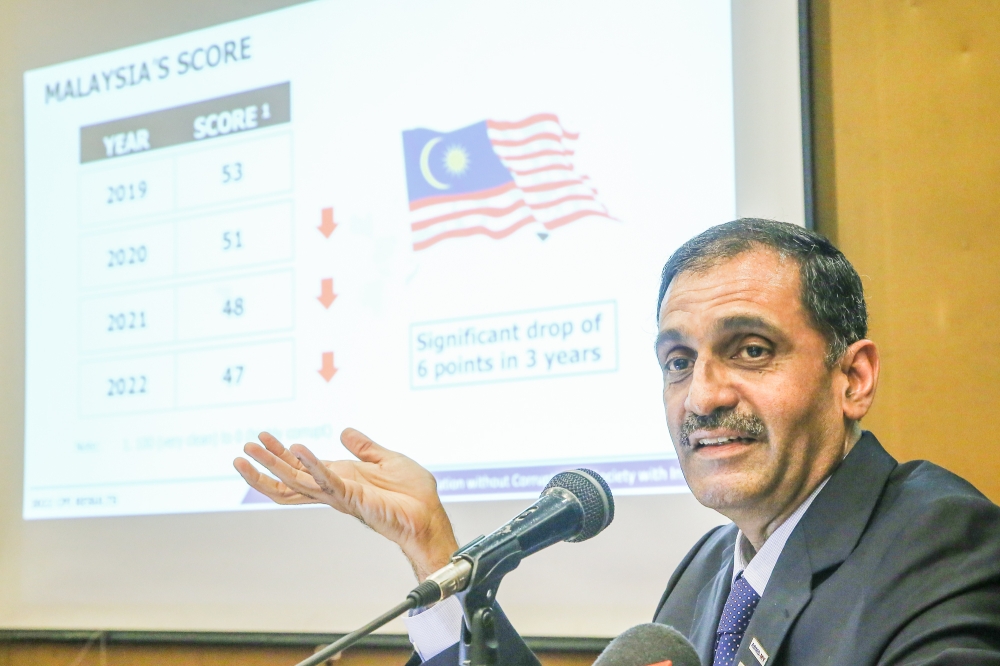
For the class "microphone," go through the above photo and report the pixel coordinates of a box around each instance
[409,468,615,606]
[593,624,700,666]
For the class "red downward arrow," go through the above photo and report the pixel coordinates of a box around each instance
[318,278,338,308]
[318,207,337,238]
[319,352,338,382]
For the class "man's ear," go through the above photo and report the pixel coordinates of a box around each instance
[839,339,879,421]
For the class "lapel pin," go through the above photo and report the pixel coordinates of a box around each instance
[749,637,769,665]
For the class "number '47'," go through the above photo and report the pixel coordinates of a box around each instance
[223,366,243,384]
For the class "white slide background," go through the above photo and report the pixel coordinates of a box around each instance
[1,0,806,638]
[24,0,736,520]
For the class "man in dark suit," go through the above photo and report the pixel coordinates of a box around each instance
[235,219,1000,665]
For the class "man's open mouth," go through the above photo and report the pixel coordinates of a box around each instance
[695,435,757,447]
[680,410,768,450]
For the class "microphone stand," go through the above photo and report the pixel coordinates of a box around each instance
[455,537,525,666]
[291,536,526,666]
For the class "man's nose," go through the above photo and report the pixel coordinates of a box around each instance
[683,357,738,416]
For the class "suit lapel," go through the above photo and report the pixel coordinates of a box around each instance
[800,432,897,573]
[688,550,734,665]
[728,432,898,666]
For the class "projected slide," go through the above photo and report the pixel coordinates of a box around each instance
[23,1,736,518]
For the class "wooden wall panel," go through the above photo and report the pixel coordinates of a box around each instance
[813,0,1000,502]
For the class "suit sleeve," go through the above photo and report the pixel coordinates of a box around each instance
[878,492,1000,665]
[407,603,541,666]
[879,582,1000,665]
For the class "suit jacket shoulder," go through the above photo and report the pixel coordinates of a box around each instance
[653,523,738,664]
[653,525,736,628]
[845,457,1000,665]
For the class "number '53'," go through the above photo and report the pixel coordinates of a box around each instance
[221,162,243,183]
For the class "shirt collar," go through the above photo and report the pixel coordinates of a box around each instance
[733,476,831,596]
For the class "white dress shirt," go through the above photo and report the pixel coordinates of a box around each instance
[403,591,467,661]
[733,477,830,595]
[405,476,832,660]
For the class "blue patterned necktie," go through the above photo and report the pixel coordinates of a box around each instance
[713,573,761,666]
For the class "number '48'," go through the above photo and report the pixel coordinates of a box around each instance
[222,297,244,316]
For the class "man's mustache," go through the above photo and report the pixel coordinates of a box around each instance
[679,409,767,447]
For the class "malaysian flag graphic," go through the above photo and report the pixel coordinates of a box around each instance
[402,114,612,251]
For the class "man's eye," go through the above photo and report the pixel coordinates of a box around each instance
[741,344,770,360]
[666,357,691,372]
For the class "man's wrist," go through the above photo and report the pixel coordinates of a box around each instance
[405,515,459,581]
[407,540,459,581]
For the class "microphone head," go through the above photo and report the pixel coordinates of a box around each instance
[593,623,700,666]
[542,468,614,542]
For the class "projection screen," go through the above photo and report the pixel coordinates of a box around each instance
[0,0,809,639]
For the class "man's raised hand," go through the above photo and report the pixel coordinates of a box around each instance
[233,428,458,581]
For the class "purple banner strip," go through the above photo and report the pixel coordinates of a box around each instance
[432,458,687,497]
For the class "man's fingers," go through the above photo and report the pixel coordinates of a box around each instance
[233,457,261,484]
[258,431,285,453]
[341,428,392,464]
[258,432,307,471]
[243,441,280,467]
[241,433,390,518]
[290,444,350,506]
[232,457,309,505]
[243,442,322,497]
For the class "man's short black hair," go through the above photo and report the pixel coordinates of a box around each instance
[657,218,867,365]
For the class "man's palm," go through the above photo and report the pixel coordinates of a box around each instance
[234,428,458,579]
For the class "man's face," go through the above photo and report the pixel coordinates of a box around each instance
[656,249,846,519]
